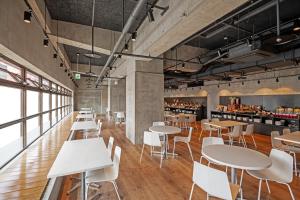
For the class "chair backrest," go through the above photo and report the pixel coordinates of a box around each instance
[97,122,102,136]
[192,161,233,200]
[202,137,224,151]
[152,121,165,126]
[107,137,114,158]
[117,112,125,118]
[201,119,210,130]
[268,149,294,183]
[244,124,254,135]
[231,125,242,137]
[271,131,282,148]
[211,118,220,122]
[283,128,291,135]
[143,131,161,147]
[112,146,122,180]
[187,127,193,142]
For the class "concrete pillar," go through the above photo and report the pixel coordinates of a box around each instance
[108,78,126,113]
[126,58,164,144]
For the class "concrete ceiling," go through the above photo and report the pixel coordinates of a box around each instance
[186,0,300,50]
[45,0,154,33]
[64,44,109,66]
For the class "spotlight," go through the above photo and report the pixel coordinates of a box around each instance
[298,76,300,80]
[124,43,129,51]
[242,81,244,85]
[118,54,122,58]
[24,10,32,23]
[60,63,63,68]
[228,82,231,87]
[64,69,67,73]
[276,37,282,43]
[43,37,49,47]
[293,19,300,32]
[109,66,112,70]
[147,8,155,22]
[276,77,279,82]
[131,31,137,41]
[257,80,260,84]
[53,53,57,59]
[217,84,220,88]
[223,36,228,40]
[68,73,70,76]
[114,80,118,85]
[247,39,252,47]
[182,62,185,68]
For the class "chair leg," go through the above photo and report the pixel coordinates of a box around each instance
[265,180,271,194]
[188,183,195,200]
[173,141,176,158]
[251,134,257,148]
[187,143,194,161]
[112,181,121,200]
[199,129,203,140]
[242,135,247,148]
[160,147,163,168]
[292,152,298,176]
[258,179,262,200]
[199,156,203,164]
[139,144,145,163]
[285,183,295,200]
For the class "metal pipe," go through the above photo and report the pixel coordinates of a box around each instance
[115,52,199,64]
[95,0,148,86]
[91,0,95,54]
[276,0,280,38]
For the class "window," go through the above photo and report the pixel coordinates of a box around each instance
[0,123,22,167]
[0,86,21,125]
[43,93,49,112]
[26,117,40,145]
[43,113,50,132]
[0,58,22,83]
[26,71,39,87]
[27,90,39,116]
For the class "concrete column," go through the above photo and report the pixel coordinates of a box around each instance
[109,78,126,113]
[126,58,164,144]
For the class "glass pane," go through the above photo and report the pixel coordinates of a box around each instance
[51,83,56,92]
[0,58,22,82]
[0,123,22,167]
[26,117,40,145]
[52,94,56,109]
[43,93,49,112]
[58,95,61,107]
[62,96,65,106]
[26,71,39,87]
[27,90,39,116]
[58,108,61,121]
[42,79,50,90]
[0,86,21,124]
[43,113,50,133]
[52,110,57,125]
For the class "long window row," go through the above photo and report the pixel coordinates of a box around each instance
[0,56,73,168]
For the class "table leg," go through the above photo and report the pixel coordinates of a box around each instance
[81,172,86,200]
[231,167,237,184]
[164,135,168,159]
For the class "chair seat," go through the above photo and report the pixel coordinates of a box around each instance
[86,167,114,184]
[229,183,240,200]
[247,169,290,184]
[174,136,188,143]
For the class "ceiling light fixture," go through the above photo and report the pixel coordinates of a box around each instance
[43,37,49,47]
[182,62,185,68]
[247,39,252,47]
[228,82,231,87]
[242,81,244,85]
[276,77,279,82]
[257,80,260,84]
[217,84,220,88]
[24,10,32,23]
[64,69,67,73]
[131,31,137,41]
[293,19,300,31]
[53,53,57,59]
[124,43,129,51]
[60,62,63,68]
[147,8,155,22]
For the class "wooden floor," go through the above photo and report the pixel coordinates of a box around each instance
[0,114,74,200]
[61,117,300,200]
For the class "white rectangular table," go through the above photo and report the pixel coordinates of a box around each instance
[76,114,94,121]
[47,138,113,200]
[275,131,300,145]
[70,121,98,139]
[81,107,92,111]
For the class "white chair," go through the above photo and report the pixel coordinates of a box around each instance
[283,128,291,135]
[85,146,122,200]
[107,136,114,158]
[85,120,102,139]
[242,124,257,148]
[222,126,245,147]
[189,161,240,200]
[198,119,218,139]
[247,149,295,200]
[211,118,220,122]
[173,127,194,160]
[140,131,163,168]
[153,121,165,126]
[271,131,300,176]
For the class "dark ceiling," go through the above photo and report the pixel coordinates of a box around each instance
[45,0,154,33]
[186,0,300,50]
[64,44,109,66]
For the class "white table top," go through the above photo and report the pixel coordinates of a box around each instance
[81,107,91,111]
[202,144,271,170]
[275,131,300,145]
[76,114,94,119]
[79,110,92,114]
[47,138,113,178]
[71,121,97,131]
[205,120,247,128]
[149,125,181,135]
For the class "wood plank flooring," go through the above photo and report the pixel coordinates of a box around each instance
[0,114,74,200]
[61,118,300,200]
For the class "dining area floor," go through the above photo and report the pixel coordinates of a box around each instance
[60,115,300,200]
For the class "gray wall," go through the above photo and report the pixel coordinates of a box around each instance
[110,78,126,112]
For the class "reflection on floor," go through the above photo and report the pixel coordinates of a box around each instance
[0,114,74,200]
[60,118,300,200]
